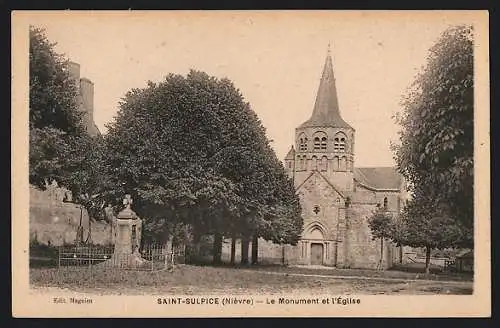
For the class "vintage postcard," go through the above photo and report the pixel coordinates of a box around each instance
[12,10,490,317]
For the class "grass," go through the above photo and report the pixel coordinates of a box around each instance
[30,265,473,296]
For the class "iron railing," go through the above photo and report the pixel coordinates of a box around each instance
[57,244,185,272]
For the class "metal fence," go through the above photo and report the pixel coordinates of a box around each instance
[58,244,185,272]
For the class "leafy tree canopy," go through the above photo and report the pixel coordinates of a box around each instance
[104,70,303,243]
[398,191,470,250]
[29,26,83,134]
[29,26,107,224]
[29,26,87,189]
[393,25,474,231]
[368,208,394,241]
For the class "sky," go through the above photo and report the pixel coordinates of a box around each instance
[26,11,475,167]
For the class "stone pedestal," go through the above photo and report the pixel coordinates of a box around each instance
[108,195,146,268]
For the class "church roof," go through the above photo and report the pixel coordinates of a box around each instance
[354,167,402,190]
[284,145,296,160]
[299,48,353,129]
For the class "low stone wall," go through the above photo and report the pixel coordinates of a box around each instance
[30,184,112,246]
[30,220,112,246]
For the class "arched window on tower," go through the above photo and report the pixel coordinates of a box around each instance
[314,137,320,150]
[312,131,327,151]
[299,137,308,151]
[297,155,302,171]
[334,132,347,152]
[383,197,388,210]
[320,137,327,150]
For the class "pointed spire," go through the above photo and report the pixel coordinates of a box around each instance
[299,45,352,129]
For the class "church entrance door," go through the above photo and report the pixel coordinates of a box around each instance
[310,243,324,265]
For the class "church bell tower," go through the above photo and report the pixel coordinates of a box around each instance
[290,46,355,192]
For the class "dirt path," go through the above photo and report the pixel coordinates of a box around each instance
[245,269,473,285]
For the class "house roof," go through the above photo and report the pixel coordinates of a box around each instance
[354,167,402,190]
[299,48,353,129]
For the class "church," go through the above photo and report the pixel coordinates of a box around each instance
[266,49,408,269]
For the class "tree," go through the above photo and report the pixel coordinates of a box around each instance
[103,71,303,264]
[397,192,468,274]
[103,74,245,259]
[29,26,86,188]
[29,26,110,237]
[29,26,83,134]
[212,142,302,264]
[368,208,394,270]
[29,26,112,243]
[393,25,474,243]
[29,127,69,187]
[57,134,114,243]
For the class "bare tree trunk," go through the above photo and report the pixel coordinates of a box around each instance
[241,235,249,265]
[230,234,236,265]
[425,245,431,275]
[251,235,258,265]
[212,232,223,265]
[76,206,84,244]
[110,220,114,244]
[87,219,92,244]
[194,235,201,262]
[187,229,202,264]
[281,244,285,266]
[379,237,384,270]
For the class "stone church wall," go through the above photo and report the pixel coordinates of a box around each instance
[297,172,343,240]
[344,204,394,269]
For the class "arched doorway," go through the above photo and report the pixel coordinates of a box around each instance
[310,243,324,265]
[305,225,326,265]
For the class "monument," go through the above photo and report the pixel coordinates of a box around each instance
[110,195,145,268]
